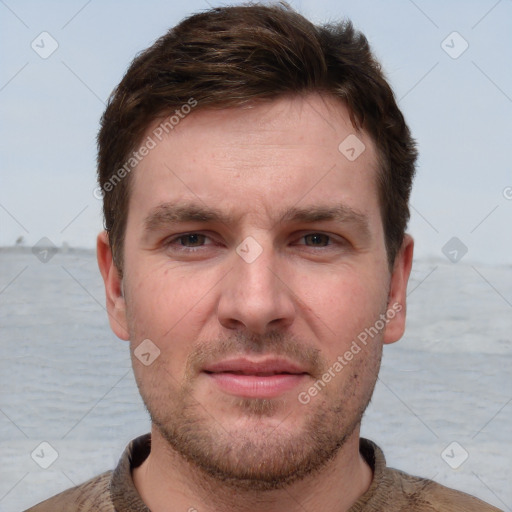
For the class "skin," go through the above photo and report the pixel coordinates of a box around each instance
[97,93,414,512]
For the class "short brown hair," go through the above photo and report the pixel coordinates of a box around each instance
[97,2,417,275]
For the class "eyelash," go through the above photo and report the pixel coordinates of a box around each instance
[164,232,342,252]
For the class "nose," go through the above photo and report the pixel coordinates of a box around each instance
[217,240,296,335]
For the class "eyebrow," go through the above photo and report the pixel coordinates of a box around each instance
[143,201,371,239]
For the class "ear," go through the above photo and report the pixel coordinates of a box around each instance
[96,230,130,341]
[383,234,414,345]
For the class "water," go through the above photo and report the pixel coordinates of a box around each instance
[1,248,510,511]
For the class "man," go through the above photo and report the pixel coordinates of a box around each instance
[27,3,501,511]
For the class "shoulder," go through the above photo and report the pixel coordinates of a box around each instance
[24,471,114,512]
[357,439,502,512]
[385,466,503,512]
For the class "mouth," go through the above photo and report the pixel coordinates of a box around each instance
[203,357,309,398]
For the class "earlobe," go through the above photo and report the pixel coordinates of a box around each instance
[383,235,414,345]
[96,231,130,340]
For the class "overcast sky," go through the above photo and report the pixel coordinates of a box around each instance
[1,0,511,265]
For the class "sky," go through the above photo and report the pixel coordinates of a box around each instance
[1,0,511,265]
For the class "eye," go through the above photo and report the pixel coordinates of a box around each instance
[302,233,331,247]
[165,232,212,252]
[292,231,351,255]
[178,233,206,247]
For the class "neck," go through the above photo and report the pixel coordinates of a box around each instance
[133,426,373,512]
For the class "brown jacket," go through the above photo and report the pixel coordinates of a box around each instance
[26,434,502,511]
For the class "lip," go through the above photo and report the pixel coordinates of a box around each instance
[203,357,308,375]
[203,357,309,398]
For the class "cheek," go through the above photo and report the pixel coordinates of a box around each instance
[125,265,217,369]
[128,265,199,328]
[297,268,389,353]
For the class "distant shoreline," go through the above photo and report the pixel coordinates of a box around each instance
[0,245,510,268]
[0,245,96,254]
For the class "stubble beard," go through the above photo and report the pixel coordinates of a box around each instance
[136,334,382,492]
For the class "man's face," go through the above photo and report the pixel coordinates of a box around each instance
[99,94,412,488]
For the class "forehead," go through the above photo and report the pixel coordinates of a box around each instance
[129,94,380,227]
